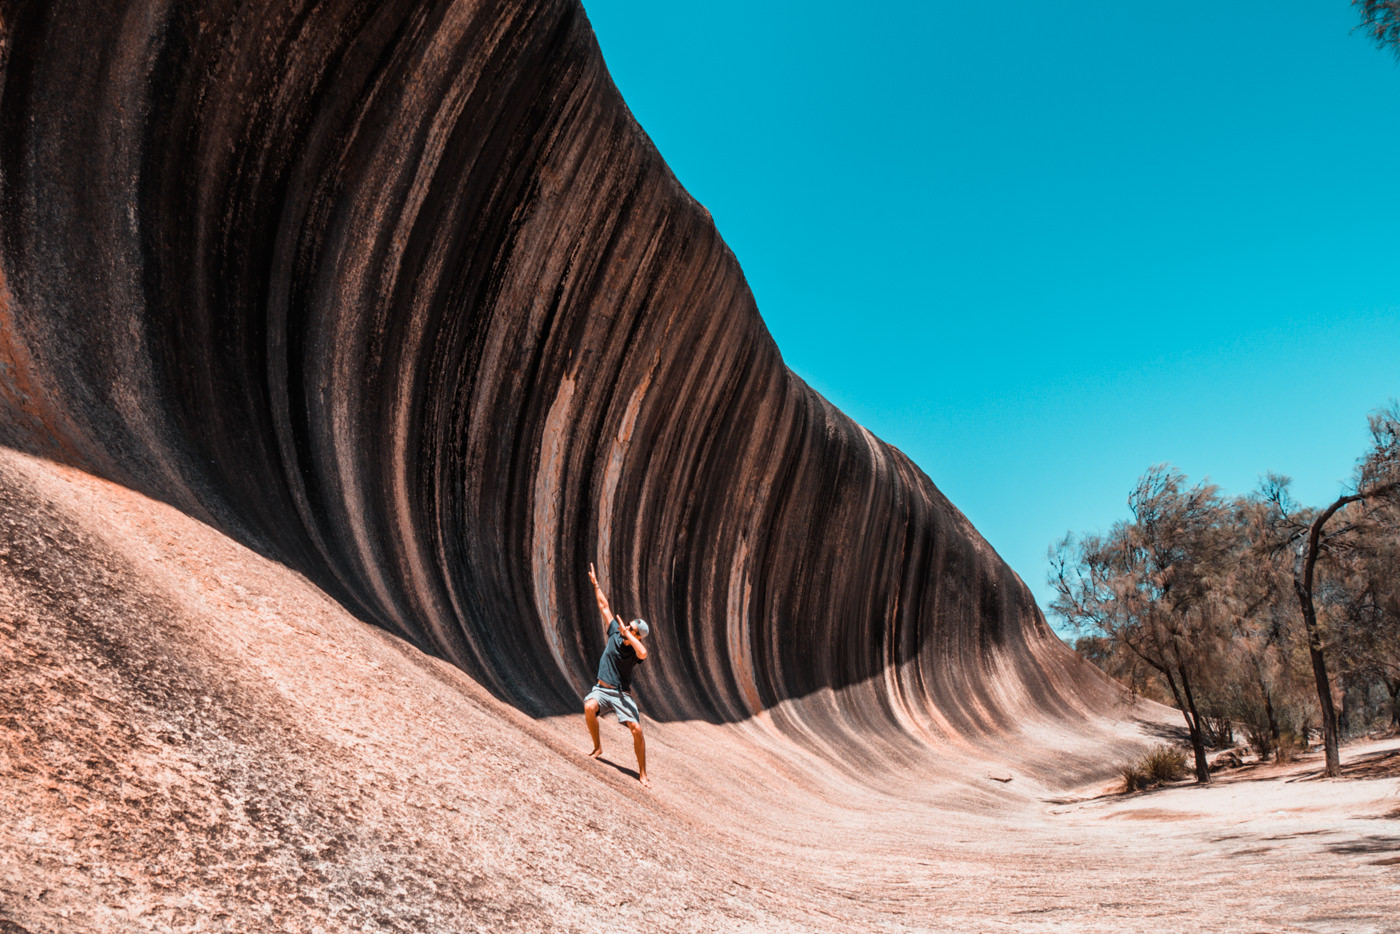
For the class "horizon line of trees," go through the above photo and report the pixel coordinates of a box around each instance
[1049,404,1400,783]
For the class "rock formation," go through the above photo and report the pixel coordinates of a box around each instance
[1,0,1111,781]
[12,6,1400,931]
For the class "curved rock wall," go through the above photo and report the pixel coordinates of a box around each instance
[0,0,1104,737]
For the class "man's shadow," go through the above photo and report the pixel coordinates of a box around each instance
[591,755,640,782]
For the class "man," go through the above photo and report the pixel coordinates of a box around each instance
[583,562,651,788]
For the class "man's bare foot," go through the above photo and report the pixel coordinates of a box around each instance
[588,747,603,759]
[638,773,651,788]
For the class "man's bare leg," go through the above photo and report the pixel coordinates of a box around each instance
[628,721,649,787]
[584,698,603,758]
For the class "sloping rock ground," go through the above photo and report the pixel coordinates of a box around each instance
[4,448,1398,933]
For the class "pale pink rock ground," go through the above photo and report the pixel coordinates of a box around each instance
[2,445,1397,933]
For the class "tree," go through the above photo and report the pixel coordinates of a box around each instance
[1356,0,1400,56]
[1289,405,1400,776]
[1053,407,1400,777]
[1051,466,1231,782]
[1212,490,1299,760]
[1330,495,1400,731]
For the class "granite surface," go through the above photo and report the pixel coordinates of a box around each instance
[5,4,1399,931]
[0,0,1109,733]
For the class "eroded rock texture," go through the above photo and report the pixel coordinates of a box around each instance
[0,0,1105,743]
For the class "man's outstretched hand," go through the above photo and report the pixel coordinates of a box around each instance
[588,563,613,624]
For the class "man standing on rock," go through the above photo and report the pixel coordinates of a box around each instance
[583,563,650,788]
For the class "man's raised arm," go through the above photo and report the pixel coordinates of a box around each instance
[587,563,616,630]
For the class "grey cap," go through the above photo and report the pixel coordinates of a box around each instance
[629,618,650,640]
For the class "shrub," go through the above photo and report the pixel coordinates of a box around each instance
[1274,730,1306,763]
[1121,763,1147,793]
[1142,744,1188,783]
[1244,723,1275,762]
[1120,745,1188,793]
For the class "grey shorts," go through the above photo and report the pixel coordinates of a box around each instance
[585,684,640,725]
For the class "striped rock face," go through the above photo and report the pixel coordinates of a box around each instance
[14,9,1400,932]
[0,0,1114,759]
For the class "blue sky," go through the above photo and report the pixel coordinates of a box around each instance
[579,1,1400,636]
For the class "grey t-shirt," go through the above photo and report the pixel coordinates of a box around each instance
[596,618,643,692]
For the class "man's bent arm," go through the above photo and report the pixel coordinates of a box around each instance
[620,624,647,661]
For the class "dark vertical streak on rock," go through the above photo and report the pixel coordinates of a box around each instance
[0,0,1115,755]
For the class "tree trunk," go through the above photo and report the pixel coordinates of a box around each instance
[1338,678,1352,739]
[1250,647,1283,761]
[1256,672,1281,762]
[1296,581,1341,776]
[1267,693,1282,761]
[1292,496,1361,778]
[1159,665,1207,781]
[1387,677,1400,731]
[1175,663,1212,783]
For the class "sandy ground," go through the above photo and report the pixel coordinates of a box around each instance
[2,446,1398,933]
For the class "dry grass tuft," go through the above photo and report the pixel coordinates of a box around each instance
[1121,745,1189,793]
